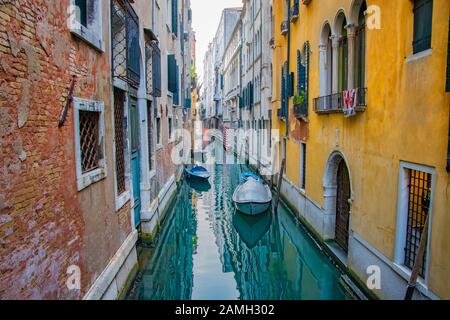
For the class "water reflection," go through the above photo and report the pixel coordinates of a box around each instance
[233,211,271,249]
[128,164,351,300]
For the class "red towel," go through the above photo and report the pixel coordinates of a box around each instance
[343,88,359,118]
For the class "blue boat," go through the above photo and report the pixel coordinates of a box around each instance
[185,164,211,180]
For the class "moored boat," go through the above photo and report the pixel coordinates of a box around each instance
[185,164,211,180]
[232,173,272,216]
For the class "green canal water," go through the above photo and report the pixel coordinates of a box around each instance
[127,164,353,300]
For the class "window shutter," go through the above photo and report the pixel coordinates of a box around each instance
[297,52,306,94]
[127,11,141,86]
[168,54,176,94]
[172,0,178,36]
[174,64,179,105]
[413,0,433,54]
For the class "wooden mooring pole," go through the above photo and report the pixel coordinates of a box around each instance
[404,213,430,300]
[273,158,286,213]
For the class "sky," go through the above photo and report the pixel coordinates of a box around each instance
[191,0,243,83]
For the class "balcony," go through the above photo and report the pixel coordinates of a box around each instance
[313,88,367,114]
[281,21,288,36]
[293,102,308,121]
[291,3,299,22]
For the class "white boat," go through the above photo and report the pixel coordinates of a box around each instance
[232,174,272,216]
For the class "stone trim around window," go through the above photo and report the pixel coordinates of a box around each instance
[69,0,105,52]
[74,97,107,192]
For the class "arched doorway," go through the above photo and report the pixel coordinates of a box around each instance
[323,152,352,253]
[335,159,351,252]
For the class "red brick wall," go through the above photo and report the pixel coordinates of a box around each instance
[0,0,132,299]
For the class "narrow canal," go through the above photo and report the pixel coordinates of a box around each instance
[127,163,353,300]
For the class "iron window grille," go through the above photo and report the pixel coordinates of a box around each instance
[79,110,100,173]
[111,0,140,88]
[114,89,126,195]
[404,169,432,277]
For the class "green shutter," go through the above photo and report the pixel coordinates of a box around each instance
[413,0,433,54]
[174,64,179,105]
[168,54,176,94]
[297,52,306,94]
[172,0,178,36]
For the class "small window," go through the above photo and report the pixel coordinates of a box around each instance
[70,0,103,51]
[300,143,307,190]
[404,169,432,277]
[168,117,173,141]
[75,0,87,27]
[156,117,162,145]
[396,163,434,280]
[413,0,433,54]
[79,110,100,173]
[74,98,106,191]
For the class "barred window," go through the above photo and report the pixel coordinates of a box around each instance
[79,110,100,173]
[114,89,126,195]
[404,169,432,277]
[74,98,106,191]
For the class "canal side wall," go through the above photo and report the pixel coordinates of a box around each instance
[140,175,178,240]
[278,176,439,300]
[84,230,138,300]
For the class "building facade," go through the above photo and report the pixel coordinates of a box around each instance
[271,0,450,300]
[0,0,194,300]
[202,8,241,130]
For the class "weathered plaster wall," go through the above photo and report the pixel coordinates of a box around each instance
[272,0,450,299]
[0,0,133,299]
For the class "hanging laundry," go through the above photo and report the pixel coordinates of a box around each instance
[343,88,359,118]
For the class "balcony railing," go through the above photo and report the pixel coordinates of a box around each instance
[291,3,299,22]
[293,102,308,120]
[281,21,288,36]
[313,88,367,114]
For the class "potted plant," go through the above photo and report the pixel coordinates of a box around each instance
[293,90,308,121]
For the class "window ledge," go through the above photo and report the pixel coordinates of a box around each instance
[156,144,163,151]
[70,26,104,52]
[405,49,433,63]
[392,263,430,295]
[116,190,131,212]
[77,168,107,192]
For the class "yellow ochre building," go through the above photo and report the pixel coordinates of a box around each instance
[271,0,450,300]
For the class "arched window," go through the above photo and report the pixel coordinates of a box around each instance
[337,14,348,92]
[319,23,333,97]
[354,1,367,89]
